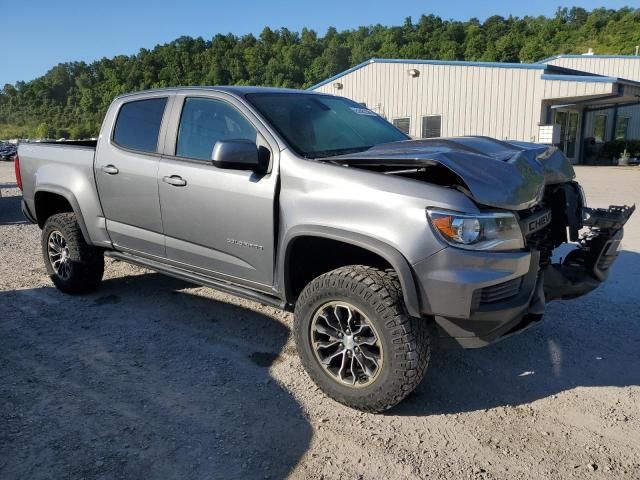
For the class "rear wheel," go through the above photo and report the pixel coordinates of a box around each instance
[41,213,104,294]
[294,265,431,412]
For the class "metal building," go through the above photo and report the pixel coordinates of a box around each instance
[310,56,640,163]
[540,55,640,147]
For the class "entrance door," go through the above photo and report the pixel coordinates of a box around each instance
[554,110,579,161]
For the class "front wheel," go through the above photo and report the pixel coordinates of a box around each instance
[294,265,431,412]
[41,213,104,294]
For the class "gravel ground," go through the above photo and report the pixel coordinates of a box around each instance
[1,161,639,479]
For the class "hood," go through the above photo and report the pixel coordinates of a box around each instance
[323,137,575,210]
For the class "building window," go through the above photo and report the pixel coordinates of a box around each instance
[422,115,442,138]
[615,116,630,140]
[393,117,410,135]
[593,114,607,142]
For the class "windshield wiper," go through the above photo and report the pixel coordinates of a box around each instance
[310,146,374,159]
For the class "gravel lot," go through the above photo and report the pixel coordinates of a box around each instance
[1,160,639,479]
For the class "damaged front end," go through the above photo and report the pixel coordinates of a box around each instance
[517,178,634,312]
[328,137,634,305]
[326,137,634,346]
[532,194,635,302]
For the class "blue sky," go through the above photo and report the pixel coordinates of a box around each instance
[0,1,633,87]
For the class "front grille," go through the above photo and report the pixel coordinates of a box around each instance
[525,223,554,269]
[471,276,523,308]
[521,182,584,271]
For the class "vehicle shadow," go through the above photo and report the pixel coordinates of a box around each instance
[0,188,28,225]
[392,249,640,417]
[0,272,311,480]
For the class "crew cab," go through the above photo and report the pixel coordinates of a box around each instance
[15,87,634,412]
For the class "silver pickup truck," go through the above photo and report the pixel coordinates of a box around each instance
[16,86,634,412]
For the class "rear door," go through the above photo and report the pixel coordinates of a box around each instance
[157,92,278,289]
[95,95,171,257]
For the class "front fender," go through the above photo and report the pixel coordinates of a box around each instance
[279,225,424,317]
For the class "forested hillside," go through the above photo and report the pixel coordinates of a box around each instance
[1,6,638,139]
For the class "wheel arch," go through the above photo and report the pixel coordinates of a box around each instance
[279,226,422,317]
[34,186,91,244]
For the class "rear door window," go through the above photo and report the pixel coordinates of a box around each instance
[176,97,258,161]
[113,97,167,153]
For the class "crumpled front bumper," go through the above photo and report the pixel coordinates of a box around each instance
[413,245,543,348]
[413,204,634,349]
[544,205,634,301]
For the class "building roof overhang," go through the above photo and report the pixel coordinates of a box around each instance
[537,54,640,64]
[309,57,640,91]
[545,83,640,110]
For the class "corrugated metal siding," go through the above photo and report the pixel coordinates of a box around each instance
[540,78,613,100]
[314,62,614,142]
[545,56,640,82]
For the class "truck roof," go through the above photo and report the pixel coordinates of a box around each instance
[115,85,316,100]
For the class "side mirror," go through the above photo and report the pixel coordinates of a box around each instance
[211,139,267,172]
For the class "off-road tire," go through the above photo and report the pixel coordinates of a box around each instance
[41,213,104,294]
[294,265,431,412]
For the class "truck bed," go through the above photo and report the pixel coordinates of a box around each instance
[17,141,98,228]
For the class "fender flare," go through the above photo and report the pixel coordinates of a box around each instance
[34,185,91,244]
[279,225,422,317]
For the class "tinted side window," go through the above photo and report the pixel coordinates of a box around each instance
[113,98,167,153]
[176,97,257,161]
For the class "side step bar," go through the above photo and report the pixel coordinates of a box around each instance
[105,250,288,310]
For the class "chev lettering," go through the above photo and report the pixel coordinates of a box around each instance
[525,210,552,235]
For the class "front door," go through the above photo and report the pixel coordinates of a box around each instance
[157,95,277,288]
[95,96,169,257]
[554,110,579,162]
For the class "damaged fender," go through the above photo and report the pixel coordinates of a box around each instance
[326,136,576,210]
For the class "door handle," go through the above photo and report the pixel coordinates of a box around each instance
[163,175,187,187]
[101,164,119,175]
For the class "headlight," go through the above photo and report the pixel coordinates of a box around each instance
[426,208,524,251]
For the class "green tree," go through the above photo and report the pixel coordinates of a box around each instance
[0,7,638,139]
[35,122,52,139]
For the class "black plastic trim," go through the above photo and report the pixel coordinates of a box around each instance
[279,226,423,317]
[21,199,37,224]
[32,187,91,243]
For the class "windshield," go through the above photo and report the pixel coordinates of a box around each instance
[246,93,408,158]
